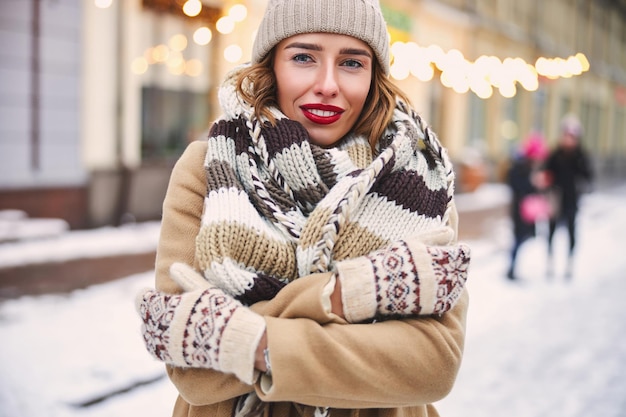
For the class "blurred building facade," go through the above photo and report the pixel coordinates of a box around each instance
[0,0,625,228]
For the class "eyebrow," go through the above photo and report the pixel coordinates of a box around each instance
[284,42,372,58]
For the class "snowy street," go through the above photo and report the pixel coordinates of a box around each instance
[437,184,626,417]
[1,184,625,417]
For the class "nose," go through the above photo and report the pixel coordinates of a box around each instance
[314,63,339,97]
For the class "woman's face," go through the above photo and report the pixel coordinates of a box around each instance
[273,33,373,147]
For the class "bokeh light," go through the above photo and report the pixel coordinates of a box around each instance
[216,16,235,34]
[193,27,212,45]
[389,40,589,98]
[229,4,247,22]
[223,44,242,63]
[182,0,202,17]
[94,0,113,8]
[168,34,188,52]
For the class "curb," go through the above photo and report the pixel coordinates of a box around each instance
[0,252,156,299]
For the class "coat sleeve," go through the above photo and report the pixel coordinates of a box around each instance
[154,140,468,408]
[256,205,469,408]
[153,140,339,406]
[259,290,468,408]
[154,140,206,294]
[153,140,250,404]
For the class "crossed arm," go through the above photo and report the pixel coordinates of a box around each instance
[139,140,469,408]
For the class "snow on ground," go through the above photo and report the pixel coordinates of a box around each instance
[0,221,161,269]
[0,209,69,243]
[0,271,177,417]
[436,186,626,417]
[1,184,625,417]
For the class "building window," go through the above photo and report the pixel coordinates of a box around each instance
[135,1,219,161]
[141,86,209,160]
[468,93,486,145]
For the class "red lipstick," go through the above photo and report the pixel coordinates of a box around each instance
[300,104,344,125]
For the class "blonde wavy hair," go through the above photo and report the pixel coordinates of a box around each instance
[236,50,412,149]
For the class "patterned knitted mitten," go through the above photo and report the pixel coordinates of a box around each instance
[335,227,470,323]
[135,263,266,384]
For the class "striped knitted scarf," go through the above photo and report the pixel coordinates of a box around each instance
[196,67,456,307]
[196,66,457,417]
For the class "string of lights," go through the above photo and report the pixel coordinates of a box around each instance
[96,0,591,99]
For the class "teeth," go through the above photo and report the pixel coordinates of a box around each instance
[309,109,337,117]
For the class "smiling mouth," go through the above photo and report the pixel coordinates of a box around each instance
[301,105,344,125]
[310,109,338,117]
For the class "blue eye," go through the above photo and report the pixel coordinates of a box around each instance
[293,53,313,63]
[343,59,364,68]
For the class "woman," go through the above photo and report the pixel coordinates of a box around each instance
[505,133,550,280]
[136,1,471,416]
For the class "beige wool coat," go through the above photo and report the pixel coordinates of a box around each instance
[154,140,469,417]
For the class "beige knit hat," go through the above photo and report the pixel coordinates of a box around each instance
[252,0,390,75]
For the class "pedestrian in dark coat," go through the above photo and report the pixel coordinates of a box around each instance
[545,114,593,277]
[506,132,550,280]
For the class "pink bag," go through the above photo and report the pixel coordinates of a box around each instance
[520,194,551,223]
